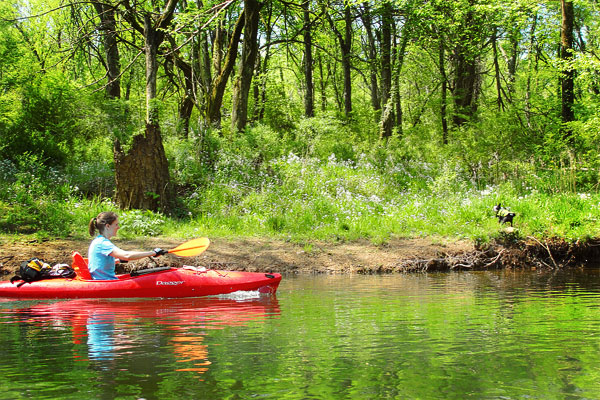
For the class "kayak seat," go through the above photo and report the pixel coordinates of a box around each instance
[72,252,92,280]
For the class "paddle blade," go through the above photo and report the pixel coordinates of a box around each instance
[168,237,210,257]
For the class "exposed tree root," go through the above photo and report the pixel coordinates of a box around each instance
[389,236,600,273]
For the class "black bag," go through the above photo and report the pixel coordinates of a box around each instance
[10,258,76,287]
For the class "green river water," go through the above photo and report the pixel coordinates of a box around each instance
[1,269,600,399]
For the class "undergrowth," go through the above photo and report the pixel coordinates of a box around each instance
[0,120,599,245]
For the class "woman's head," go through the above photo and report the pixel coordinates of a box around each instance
[89,211,118,236]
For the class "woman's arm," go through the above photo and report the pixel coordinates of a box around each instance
[110,247,157,261]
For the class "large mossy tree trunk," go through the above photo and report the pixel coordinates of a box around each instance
[114,124,171,210]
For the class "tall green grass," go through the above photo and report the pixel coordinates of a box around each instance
[1,121,599,244]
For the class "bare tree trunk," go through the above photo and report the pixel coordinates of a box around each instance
[380,2,393,138]
[93,2,121,99]
[342,5,352,117]
[144,15,160,125]
[328,4,353,118]
[175,58,195,138]
[302,0,314,118]
[491,28,504,111]
[329,60,342,112]
[560,0,575,141]
[525,13,538,128]
[254,3,273,121]
[206,13,244,128]
[231,0,262,132]
[439,40,449,145]
[451,9,479,127]
[393,29,404,135]
[452,48,478,127]
[317,50,327,112]
[360,3,380,113]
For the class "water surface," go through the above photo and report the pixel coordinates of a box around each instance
[1,269,600,399]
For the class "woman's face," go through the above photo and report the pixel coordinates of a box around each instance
[104,218,120,239]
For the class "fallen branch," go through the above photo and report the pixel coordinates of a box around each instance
[483,249,505,268]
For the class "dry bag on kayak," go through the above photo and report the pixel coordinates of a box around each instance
[10,258,76,287]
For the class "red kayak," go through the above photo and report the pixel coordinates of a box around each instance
[0,267,282,299]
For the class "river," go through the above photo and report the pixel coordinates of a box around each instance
[1,269,600,399]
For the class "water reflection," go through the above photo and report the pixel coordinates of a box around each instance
[8,295,280,374]
[3,271,600,399]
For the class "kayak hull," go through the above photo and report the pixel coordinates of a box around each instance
[0,268,282,299]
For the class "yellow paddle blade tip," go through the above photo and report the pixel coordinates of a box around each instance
[169,237,210,257]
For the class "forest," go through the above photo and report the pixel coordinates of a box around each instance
[1,0,600,245]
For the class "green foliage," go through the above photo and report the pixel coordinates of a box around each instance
[1,75,83,167]
[3,0,600,246]
[118,209,166,238]
[0,154,75,238]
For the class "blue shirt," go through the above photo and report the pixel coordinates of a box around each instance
[88,235,118,280]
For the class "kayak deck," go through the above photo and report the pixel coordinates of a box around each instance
[0,268,282,299]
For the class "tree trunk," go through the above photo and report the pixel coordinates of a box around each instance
[560,0,575,141]
[491,28,504,111]
[254,3,273,121]
[93,2,121,99]
[328,4,353,118]
[144,15,160,125]
[317,51,327,112]
[439,40,449,145]
[302,0,314,118]
[114,124,171,210]
[342,5,352,117]
[175,57,195,138]
[525,13,538,129]
[192,0,213,131]
[206,13,245,128]
[114,0,178,211]
[231,0,262,132]
[360,4,379,113]
[451,8,479,127]
[452,48,478,126]
[380,2,393,138]
[393,29,404,135]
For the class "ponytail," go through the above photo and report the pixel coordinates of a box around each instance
[88,217,97,236]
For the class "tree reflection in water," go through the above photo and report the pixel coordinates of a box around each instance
[12,295,280,375]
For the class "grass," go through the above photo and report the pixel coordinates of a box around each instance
[1,131,600,246]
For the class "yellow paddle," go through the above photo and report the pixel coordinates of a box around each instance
[167,237,210,257]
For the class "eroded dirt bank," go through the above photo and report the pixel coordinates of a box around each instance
[1,235,599,278]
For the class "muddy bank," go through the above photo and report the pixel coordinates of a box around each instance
[0,235,598,278]
[396,236,600,273]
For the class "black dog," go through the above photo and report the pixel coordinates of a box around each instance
[493,203,516,226]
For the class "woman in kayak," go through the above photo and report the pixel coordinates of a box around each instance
[88,211,167,280]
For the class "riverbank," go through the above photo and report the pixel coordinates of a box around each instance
[1,234,599,278]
